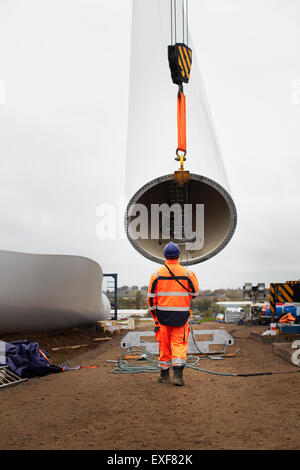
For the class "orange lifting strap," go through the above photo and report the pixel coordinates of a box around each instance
[38,348,50,362]
[177,90,186,154]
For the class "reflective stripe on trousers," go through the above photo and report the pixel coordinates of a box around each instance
[155,322,189,369]
[158,360,172,370]
[172,357,186,366]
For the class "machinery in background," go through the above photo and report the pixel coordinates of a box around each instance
[243,282,267,324]
[257,303,299,325]
[269,281,300,333]
[243,282,266,303]
[245,281,300,327]
[224,307,247,324]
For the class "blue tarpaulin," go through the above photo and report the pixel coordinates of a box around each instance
[0,340,63,378]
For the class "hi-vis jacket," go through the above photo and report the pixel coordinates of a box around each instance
[147,259,199,327]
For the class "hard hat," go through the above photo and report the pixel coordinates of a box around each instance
[163,242,181,259]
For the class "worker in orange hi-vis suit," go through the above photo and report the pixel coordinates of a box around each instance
[147,242,199,386]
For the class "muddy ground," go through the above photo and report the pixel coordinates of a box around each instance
[1,322,300,450]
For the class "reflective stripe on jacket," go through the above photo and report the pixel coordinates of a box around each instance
[147,259,199,326]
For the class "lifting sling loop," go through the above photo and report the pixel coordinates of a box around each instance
[177,89,186,154]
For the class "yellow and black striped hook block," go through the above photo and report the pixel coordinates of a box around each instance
[168,43,192,85]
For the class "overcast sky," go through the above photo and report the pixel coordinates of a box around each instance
[0,0,299,290]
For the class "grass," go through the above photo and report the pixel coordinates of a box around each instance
[198,317,214,323]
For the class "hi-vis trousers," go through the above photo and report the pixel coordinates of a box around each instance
[155,322,189,369]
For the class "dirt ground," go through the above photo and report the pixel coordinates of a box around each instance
[1,321,300,450]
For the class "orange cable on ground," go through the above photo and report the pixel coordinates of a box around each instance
[80,365,99,369]
[38,349,50,362]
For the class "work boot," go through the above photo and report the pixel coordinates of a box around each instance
[157,368,170,384]
[173,366,184,386]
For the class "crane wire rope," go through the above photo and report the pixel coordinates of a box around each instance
[171,0,189,45]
